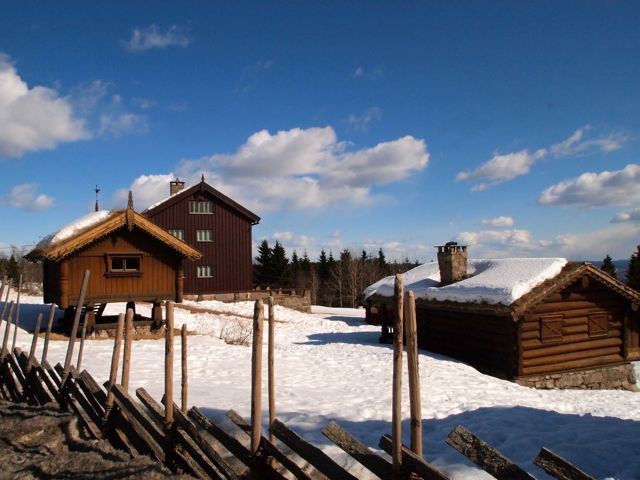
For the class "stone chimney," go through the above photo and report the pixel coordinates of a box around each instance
[170,178,185,195]
[436,242,468,285]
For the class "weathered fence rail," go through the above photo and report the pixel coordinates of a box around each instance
[0,273,598,480]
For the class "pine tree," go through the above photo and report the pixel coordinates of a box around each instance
[271,241,290,287]
[290,250,301,287]
[601,254,617,279]
[377,248,387,275]
[626,245,640,292]
[254,239,273,286]
[7,255,19,285]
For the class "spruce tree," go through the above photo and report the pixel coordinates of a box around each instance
[290,250,300,287]
[254,239,273,286]
[626,245,640,292]
[601,254,617,279]
[377,248,387,275]
[271,241,290,287]
[7,255,19,285]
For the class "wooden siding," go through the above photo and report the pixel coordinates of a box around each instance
[54,229,181,307]
[146,190,254,294]
[417,309,517,379]
[518,278,626,376]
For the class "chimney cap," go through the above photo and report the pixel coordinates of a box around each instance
[435,242,467,254]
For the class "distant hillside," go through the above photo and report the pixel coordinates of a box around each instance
[587,259,629,281]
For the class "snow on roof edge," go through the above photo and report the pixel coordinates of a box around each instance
[35,210,112,249]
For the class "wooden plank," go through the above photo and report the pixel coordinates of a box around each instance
[270,418,359,480]
[446,425,534,480]
[18,350,51,405]
[521,346,621,367]
[0,357,21,401]
[323,420,392,479]
[33,364,60,403]
[111,384,166,462]
[79,369,108,406]
[379,434,449,480]
[226,408,251,434]
[522,337,622,359]
[534,447,595,480]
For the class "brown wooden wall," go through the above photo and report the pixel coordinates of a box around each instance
[417,308,518,379]
[517,277,627,377]
[45,229,182,307]
[145,191,254,294]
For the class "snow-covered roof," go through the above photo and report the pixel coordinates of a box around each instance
[35,210,111,249]
[363,258,568,305]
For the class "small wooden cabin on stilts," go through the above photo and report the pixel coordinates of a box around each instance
[26,193,201,333]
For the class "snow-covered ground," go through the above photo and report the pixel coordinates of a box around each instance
[3,291,640,479]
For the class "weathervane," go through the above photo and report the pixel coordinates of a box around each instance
[94,184,101,212]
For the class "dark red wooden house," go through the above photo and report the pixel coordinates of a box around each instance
[144,177,260,296]
[26,202,201,327]
[365,244,640,389]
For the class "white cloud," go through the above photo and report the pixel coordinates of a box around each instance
[120,24,191,53]
[481,216,514,228]
[346,107,382,131]
[0,54,90,158]
[5,183,55,211]
[611,208,640,223]
[115,126,429,213]
[132,97,156,110]
[457,126,628,191]
[538,164,640,207]
[352,66,384,79]
[98,113,148,138]
[112,174,175,209]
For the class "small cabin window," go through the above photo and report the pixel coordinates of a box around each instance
[169,229,184,240]
[540,314,563,343]
[189,201,213,214]
[588,312,609,337]
[197,265,212,278]
[106,254,142,276]
[196,229,213,242]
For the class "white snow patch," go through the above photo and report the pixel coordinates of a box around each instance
[364,258,568,305]
[36,210,111,248]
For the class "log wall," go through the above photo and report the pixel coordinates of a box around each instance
[518,278,627,377]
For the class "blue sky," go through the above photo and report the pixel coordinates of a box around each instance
[1,1,639,262]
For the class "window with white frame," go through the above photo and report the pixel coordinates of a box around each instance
[169,229,184,240]
[188,200,213,214]
[197,265,212,278]
[196,229,213,242]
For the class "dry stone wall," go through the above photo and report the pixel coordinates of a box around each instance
[516,364,638,390]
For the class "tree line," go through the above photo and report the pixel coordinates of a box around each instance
[600,245,640,291]
[0,246,42,292]
[253,239,419,307]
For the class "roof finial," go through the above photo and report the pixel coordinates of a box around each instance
[201,173,205,183]
[127,190,134,210]
[94,184,101,212]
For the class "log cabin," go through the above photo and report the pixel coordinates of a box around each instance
[143,176,260,297]
[364,243,640,389]
[26,196,201,330]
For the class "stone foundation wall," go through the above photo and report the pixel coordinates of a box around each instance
[183,289,312,313]
[516,363,638,390]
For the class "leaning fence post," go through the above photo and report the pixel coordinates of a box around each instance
[165,301,174,429]
[1,301,15,359]
[0,278,12,323]
[41,303,56,364]
[27,313,43,372]
[181,324,188,413]
[121,307,134,392]
[392,273,404,474]
[76,319,87,372]
[11,274,23,351]
[268,296,276,443]
[404,290,422,457]
[63,270,90,378]
[104,313,125,420]
[251,299,264,455]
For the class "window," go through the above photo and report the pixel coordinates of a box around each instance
[106,254,142,276]
[169,229,184,240]
[197,265,212,278]
[196,229,213,242]
[588,312,609,337]
[540,314,564,343]
[189,201,213,214]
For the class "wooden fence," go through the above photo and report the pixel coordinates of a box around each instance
[0,273,596,480]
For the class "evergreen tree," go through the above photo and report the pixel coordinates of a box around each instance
[300,251,311,274]
[271,241,290,287]
[290,250,301,287]
[601,254,617,279]
[377,248,387,275]
[626,245,640,292]
[254,239,273,286]
[7,255,19,285]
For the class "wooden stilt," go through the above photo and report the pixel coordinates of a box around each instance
[268,296,276,443]
[181,324,188,413]
[404,290,422,457]
[392,273,404,474]
[41,304,56,364]
[251,299,264,455]
[122,307,134,392]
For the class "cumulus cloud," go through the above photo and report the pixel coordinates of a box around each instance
[457,126,628,191]
[98,113,148,138]
[480,216,514,228]
[346,107,382,131]
[538,164,640,207]
[0,54,90,158]
[120,24,191,53]
[114,126,429,212]
[611,208,640,223]
[5,183,55,211]
[112,174,175,209]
